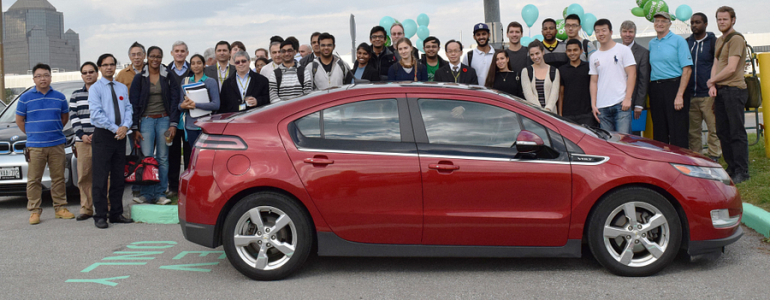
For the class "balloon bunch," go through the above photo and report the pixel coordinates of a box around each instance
[519,3,598,47]
[378,14,431,53]
[630,0,693,22]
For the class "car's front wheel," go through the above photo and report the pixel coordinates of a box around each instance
[587,187,682,277]
[222,192,312,280]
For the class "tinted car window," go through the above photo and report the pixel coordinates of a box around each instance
[418,99,521,148]
[296,99,400,142]
[0,83,82,130]
[521,116,552,148]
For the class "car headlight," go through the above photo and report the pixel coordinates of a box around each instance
[671,163,732,185]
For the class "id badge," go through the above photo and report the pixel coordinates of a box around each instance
[239,103,247,111]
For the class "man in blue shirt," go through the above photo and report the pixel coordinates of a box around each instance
[16,63,74,225]
[88,53,135,229]
[648,11,693,148]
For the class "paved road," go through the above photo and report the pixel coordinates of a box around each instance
[1,194,769,299]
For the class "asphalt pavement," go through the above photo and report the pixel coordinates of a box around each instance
[1,193,770,299]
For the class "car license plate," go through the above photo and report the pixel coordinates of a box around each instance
[0,166,21,180]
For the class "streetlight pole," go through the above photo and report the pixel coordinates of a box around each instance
[0,0,5,103]
[483,0,503,50]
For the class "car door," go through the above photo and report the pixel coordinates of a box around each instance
[283,95,423,244]
[409,95,572,247]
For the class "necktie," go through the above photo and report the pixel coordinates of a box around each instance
[109,82,122,125]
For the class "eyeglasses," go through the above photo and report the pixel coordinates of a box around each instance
[566,24,581,28]
[129,53,144,58]
[424,45,439,49]
[81,70,96,75]
[148,55,162,60]
[320,44,334,48]
[234,59,249,65]
[446,50,463,54]
[279,49,295,54]
[33,74,52,79]
[101,63,116,67]
[370,35,385,40]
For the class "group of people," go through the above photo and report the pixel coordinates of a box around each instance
[16,6,750,229]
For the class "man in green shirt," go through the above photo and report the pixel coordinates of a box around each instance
[419,36,447,82]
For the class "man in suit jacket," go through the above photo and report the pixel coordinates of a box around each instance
[204,41,236,89]
[620,21,650,120]
[219,51,270,113]
[434,40,479,84]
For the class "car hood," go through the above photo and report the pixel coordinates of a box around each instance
[0,123,26,141]
[607,133,719,167]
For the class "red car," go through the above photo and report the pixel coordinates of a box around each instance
[179,83,742,280]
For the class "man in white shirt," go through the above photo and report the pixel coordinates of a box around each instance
[260,42,283,78]
[462,23,495,85]
[589,19,637,134]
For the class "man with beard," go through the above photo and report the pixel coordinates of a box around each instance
[311,32,353,90]
[505,21,531,75]
[419,36,448,82]
[463,23,495,85]
[541,18,569,68]
[368,26,397,81]
[686,12,720,161]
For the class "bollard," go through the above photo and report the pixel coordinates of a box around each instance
[758,53,770,157]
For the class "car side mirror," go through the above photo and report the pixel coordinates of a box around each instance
[514,130,544,153]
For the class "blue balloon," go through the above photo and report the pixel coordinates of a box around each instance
[582,13,597,36]
[417,13,430,27]
[416,38,425,53]
[534,34,544,42]
[417,26,430,40]
[402,19,418,38]
[379,16,395,35]
[566,3,584,20]
[521,4,539,28]
[520,36,534,48]
[676,5,693,21]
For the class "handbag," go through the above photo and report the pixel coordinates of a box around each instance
[124,141,160,185]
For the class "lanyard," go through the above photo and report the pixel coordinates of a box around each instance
[237,75,250,100]
[451,66,461,83]
[217,63,229,84]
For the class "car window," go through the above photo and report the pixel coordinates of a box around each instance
[520,116,552,148]
[418,99,521,148]
[296,99,401,142]
[0,83,81,129]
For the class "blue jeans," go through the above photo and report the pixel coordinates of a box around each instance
[598,102,632,134]
[139,116,170,202]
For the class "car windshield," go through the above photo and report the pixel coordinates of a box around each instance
[0,82,83,129]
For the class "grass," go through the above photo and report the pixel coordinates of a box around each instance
[720,134,770,211]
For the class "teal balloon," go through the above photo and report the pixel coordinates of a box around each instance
[402,19,417,38]
[566,3,584,20]
[675,5,692,21]
[534,34,544,42]
[379,16,395,35]
[582,13,597,36]
[416,38,424,53]
[563,7,568,19]
[521,36,534,47]
[522,4,539,28]
[417,26,430,40]
[417,13,430,27]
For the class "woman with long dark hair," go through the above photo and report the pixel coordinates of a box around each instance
[387,38,427,82]
[352,43,381,82]
[484,50,523,98]
[521,40,560,112]
[179,54,220,152]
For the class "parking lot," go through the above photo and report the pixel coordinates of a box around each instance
[1,192,769,299]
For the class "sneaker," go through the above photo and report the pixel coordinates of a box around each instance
[55,208,75,219]
[29,212,41,225]
[133,196,148,204]
[132,189,140,197]
[157,197,171,205]
[165,190,178,198]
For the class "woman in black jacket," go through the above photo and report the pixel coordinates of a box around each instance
[484,50,524,99]
[352,43,380,83]
[129,46,180,205]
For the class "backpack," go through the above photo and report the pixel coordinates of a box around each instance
[274,64,307,94]
[467,51,474,67]
[525,64,557,82]
[308,59,353,88]
[716,32,762,109]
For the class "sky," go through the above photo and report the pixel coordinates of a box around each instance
[3,0,768,67]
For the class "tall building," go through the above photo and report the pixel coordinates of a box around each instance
[3,0,80,74]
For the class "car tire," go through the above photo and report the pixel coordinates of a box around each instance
[587,187,682,277]
[222,192,313,281]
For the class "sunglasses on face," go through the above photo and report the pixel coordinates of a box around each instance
[81,70,96,75]
[234,59,249,65]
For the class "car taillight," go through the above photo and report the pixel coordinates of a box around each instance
[194,133,247,150]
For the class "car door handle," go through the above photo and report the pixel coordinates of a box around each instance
[428,163,460,171]
[304,158,334,165]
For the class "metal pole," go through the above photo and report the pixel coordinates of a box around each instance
[0,0,5,104]
[483,0,503,50]
[757,53,770,157]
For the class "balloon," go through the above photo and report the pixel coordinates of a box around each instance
[385,35,391,47]
[521,36,533,47]
[402,19,417,38]
[417,13,430,27]
[556,19,567,41]
[379,16,395,34]
[522,4,539,28]
[636,0,651,8]
[566,3,584,20]
[675,4,692,21]
[534,34,544,42]
[671,14,677,21]
[416,38,424,53]
[631,7,645,17]
[643,0,669,22]
[416,26,430,40]
[582,13,597,36]
[562,7,568,19]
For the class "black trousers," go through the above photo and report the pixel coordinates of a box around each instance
[91,128,126,221]
[167,129,187,192]
[649,78,690,148]
[563,112,598,127]
[715,86,749,177]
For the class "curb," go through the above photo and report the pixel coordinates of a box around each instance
[131,204,179,224]
[742,203,770,238]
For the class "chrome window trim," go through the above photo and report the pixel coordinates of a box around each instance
[296,147,418,157]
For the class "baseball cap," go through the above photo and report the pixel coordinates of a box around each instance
[653,11,672,20]
[473,23,490,33]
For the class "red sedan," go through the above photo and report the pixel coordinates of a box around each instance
[178,83,742,280]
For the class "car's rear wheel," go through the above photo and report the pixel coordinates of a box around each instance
[587,187,682,276]
[222,192,312,280]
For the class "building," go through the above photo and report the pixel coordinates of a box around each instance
[3,0,80,75]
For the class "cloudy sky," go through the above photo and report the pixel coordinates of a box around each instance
[4,0,767,66]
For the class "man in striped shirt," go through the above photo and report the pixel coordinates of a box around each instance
[69,62,99,221]
[268,39,313,103]
[15,63,74,225]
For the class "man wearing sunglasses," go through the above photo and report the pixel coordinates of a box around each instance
[69,62,99,221]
